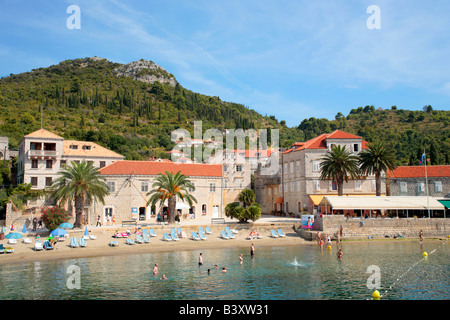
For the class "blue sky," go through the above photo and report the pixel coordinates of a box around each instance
[1,0,449,127]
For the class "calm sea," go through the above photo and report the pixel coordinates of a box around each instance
[0,240,448,300]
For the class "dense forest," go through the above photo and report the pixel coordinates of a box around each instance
[0,57,448,165]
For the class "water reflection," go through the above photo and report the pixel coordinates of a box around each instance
[0,241,448,300]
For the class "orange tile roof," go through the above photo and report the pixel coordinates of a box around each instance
[284,130,367,154]
[99,160,223,177]
[63,140,124,159]
[24,129,64,140]
[327,130,362,140]
[387,165,450,178]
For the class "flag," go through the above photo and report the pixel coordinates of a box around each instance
[420,150,426,165]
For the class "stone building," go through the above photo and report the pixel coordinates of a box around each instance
[17,128,124,191]
[94,160,224,225]
[387,165,450,198]
[255,130,384,214]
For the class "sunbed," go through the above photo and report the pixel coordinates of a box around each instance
[0,244,13,253]
[162,233,172,241]
[220,230,230,240]
[142,232,151,243]
[8,239,17,245]
[22,238,32,244]
[126,238,136,245]
[225,229,235,239]
[89,235,97,240]
[277,229,286,237]
[149,228,157,237]
[198,229,207,240]
[135,234,144,244]
[70,237,79,248]
[34,240,43,251]
[44,240,55,249]
[79,237,87,247]
[109,241,118,247]
[191,232,201,241]
[170,229,180,241]
[270,230,279,238]
[205,226,212,234]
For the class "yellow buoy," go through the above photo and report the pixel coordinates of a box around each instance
[372,290,381,300]
[422,252,428,257]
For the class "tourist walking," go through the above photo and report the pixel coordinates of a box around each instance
[96,215,102,227]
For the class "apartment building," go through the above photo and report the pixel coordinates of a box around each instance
[95,160,223,225]
[255,130,384,214]
[17,128,124,190]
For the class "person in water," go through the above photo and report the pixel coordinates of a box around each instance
[199,253,203,266]
[153,263,158,275]
[337,249,343,259]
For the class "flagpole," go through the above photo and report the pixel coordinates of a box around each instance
[424,149,430,218]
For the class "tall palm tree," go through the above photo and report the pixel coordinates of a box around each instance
[359,141,398,196]
[320,145,360,196]
[146,171,197,224]
[50,160,109,228]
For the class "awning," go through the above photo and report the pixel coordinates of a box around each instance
[309,195,324,206]
[319,196,445,210]
[274,197,284,204]
[438,200,450,209]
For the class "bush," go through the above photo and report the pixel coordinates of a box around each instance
[41,206,70,231]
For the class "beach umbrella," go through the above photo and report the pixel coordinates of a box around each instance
[5,232,23,239]
[84,227,89,237]
[22,223,27,234]
[50,228,67,237]
[59,222,74,229]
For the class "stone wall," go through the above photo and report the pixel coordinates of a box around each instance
[315,215,449,239]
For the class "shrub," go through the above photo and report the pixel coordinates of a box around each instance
[41,206,70,231]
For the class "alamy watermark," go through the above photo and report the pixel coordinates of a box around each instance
[366,5,381,30]
[66,264,81,289]
[170,121,280,176]
[66,5,81,30]
[366,265,381,289]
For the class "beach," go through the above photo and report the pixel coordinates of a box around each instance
[0,216,308,265]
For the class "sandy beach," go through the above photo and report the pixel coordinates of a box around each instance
[0,216,309,265]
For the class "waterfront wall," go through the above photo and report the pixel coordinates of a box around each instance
[312,215,449,239]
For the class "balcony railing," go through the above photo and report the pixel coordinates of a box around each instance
[27,150,58,158]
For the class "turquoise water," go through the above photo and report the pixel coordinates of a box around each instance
[0,240,448,300]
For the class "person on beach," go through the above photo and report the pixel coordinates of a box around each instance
[32,218,38,231]
[153,263,158,275]
[419,230,424,242]
[112,215,116,225]
[250,243,255,257]
[315,232,321,245]
[199,253,203,266]
[340,225,343,238]
[96,215,101,227]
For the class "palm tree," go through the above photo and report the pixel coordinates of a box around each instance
[239,189,255,208]
[320,145,360,196]
[50,160,109,228]
[359,141,398,196]
[146,171,197,224]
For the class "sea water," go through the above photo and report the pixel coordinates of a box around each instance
[0,240,448,300]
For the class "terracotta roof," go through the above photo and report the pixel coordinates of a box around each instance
[24,129,64,140]
[326,130,362,140]
[99,160,223,177]
[387,165,450,178]
[63,140,124,159]
[284,130,367,154]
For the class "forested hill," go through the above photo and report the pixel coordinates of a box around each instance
[0,57,292,159]
[0,57,448,165]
